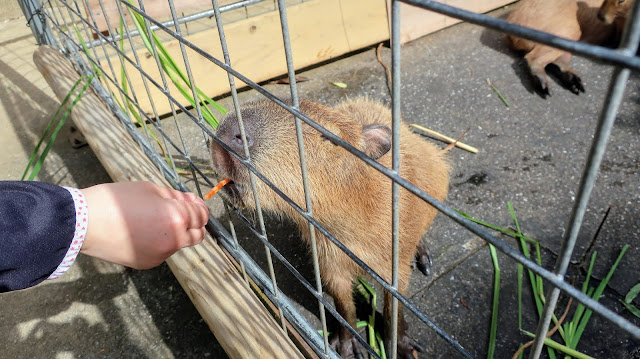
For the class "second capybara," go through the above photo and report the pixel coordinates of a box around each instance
[210,97,450,358]
[598,0,635,33]
[506,0,622,97]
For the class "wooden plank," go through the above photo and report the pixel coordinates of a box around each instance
[106,0,389,117]
[33,45,304,359]
[83,0,237,34]
[388,0,515,43]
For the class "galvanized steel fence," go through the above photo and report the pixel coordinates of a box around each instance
[19,0,640,358]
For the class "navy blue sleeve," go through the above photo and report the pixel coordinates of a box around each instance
[0,181,76,292]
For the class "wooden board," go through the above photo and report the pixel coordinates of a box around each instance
[105,0,389,117]
[388,0,515,43]
[83,0,238,33]
[33,45,304,359]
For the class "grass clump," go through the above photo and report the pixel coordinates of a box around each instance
[459,203,629,359]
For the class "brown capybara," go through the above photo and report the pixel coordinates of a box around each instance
[506,0,621,97]
[210,98,450,358]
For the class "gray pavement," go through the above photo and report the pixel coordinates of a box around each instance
[1,5,639,359]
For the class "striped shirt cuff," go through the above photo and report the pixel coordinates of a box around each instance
[47,187,89,280]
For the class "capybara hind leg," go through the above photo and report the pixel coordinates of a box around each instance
[552,52,585,94]
[524,45,564,97]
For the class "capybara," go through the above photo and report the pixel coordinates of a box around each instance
[210,98,450,358]
[506,0,621,97]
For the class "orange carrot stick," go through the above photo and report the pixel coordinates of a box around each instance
[204,178,232,200]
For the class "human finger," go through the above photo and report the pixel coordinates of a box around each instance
[172,197,209,230]
[185,227,207,247]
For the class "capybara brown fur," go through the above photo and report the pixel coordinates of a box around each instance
[210,98,450,358]
[506,0,623,97]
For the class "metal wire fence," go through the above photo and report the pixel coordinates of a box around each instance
[19,0,640,358]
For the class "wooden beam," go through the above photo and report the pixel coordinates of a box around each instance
[33,45,304,359]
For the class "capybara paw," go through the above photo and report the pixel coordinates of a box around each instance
[532,74,551,98]
[396,334,425,359]
[561,71,585,94]
[330,335,364,359]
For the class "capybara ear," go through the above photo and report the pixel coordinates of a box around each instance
[361,124,391,160]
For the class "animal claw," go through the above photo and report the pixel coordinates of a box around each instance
[330,335,364,359]
[394,334,425,359]
[414,241,433,276]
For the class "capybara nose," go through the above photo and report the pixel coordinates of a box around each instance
[230,130,253,151]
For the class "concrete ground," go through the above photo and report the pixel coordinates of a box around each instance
[1,5,640,359]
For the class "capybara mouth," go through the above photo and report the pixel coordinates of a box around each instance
[211,142,247,207]
[221,180,246,207]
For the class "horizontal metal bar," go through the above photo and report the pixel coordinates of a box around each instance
[85,0,266,49]
[400,0,640,71]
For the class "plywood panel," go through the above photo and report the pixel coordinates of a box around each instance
[107,0,389,117]
[388,0,515,43]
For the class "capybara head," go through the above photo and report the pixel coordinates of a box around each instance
[598,0,633,24]
[210,99,392,215]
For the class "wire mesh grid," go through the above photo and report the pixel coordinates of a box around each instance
[19,0,640,358]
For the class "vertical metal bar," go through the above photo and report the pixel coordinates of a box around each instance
[165,0,207,197]
[210,0,287,331]
[19,0,57,46]
[528,2,640,358]
[70,0,102,73]
[80,0,129,115]
[390,1,401,358]
[134,0,183,178]
[95,0,149,144]
[276,0,330,354]
[113,0,179,176]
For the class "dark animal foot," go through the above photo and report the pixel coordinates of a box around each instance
[68,125,88,149]
[330,335,364,359]
[560,71,585,94]
[414,240,433,276]
[532,74,551,99]
[386,334,425,359]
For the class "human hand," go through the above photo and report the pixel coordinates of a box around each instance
[80,181,209,269]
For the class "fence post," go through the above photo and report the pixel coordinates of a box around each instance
[18,0,57,46]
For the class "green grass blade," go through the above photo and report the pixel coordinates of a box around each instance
[625,283,640,304]
[571,245,629,348]
[517,261,523,330]
[566,252,597,347]
[508,203,558,358]
[620,300,640,318]
[73,25,102,78]
[487,244,500,359]
[22,76,89,180]
[25,76,94,181]
[521,331,595,359]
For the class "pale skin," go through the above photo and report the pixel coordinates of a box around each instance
[79,181,209,269]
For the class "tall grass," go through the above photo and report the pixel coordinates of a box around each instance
[459,204,628,359]
[22,75,94,181]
